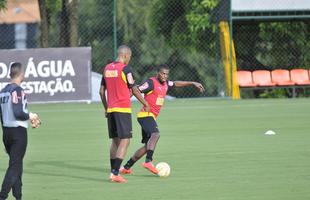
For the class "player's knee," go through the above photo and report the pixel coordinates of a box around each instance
[152,132,160,139]
[112,138,120,145]
[133,155,140,160]
[9,158,23,166]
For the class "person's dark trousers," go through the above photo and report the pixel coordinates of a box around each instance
[0,126,27,200]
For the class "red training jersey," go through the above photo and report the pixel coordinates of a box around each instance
[137,77,174,119]
[101,61,135,113]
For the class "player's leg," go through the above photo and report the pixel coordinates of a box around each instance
[112,138,131,174]
[12,173,22,200]
[107,112,128,183]
[0,127,11,200]
[142,132,160,174]
[121,144,147,174]
[107,113,119,173]
[145,132,160,162]
[132,145,147,161]
[138,117,160,174]
[122,125,149,173]
[110,113,132,183]
[110,138,120,171]
[0,127,27,200]
[139,117,160,163]
[113,138,130,172]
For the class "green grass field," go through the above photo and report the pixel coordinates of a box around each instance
[1,98,310,200]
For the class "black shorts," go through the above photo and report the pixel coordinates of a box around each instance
[137,117,159,143]
[107,112,132,139]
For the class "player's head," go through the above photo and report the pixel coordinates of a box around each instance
[117,45,132,65]
[157,64,170,83]
[10,62,25,82]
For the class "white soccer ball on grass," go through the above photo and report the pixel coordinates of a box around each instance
[156,162,170,177]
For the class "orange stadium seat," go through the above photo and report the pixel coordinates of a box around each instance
[236,71,257,87]
[252,70,276,86]
[290,69,310,85]
[271,69,295,86]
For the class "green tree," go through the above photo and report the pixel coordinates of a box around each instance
[151,0,219,53]
[116,0,174,82]
[0,0,6,10]
[233,21,310,71]
[258,22,310,69]
[78,0,114,72]
[147,0,221,96]
[78,0,223,97]
[38,0,79,48]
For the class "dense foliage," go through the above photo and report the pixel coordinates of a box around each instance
[37,0,310,97]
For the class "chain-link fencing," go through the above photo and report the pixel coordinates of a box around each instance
[234,21,310,98]
[79,0,225,98]
[232,0,310,98]
[1,0,310,98]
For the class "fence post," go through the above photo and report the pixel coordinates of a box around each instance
[229,0,233,98]
[113,0,117,60]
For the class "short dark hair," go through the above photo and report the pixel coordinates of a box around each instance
[10,62,23,79]
[157,64,169,72]
[117,45,132,55]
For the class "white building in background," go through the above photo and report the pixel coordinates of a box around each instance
[0,0,40,49]
[232,0,310,12]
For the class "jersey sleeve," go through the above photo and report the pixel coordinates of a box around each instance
[11,87,29,121]
[123,65,136,89]
[0,105,2,125]
[138,79,154,94]
[167,80,174,89]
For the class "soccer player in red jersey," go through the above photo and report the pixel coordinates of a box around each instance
[99,45,150,183]
[120,64,204,175]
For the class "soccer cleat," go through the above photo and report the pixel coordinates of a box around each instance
[110,174,127,183]
[142,162,158,174]
[120,167,133,175]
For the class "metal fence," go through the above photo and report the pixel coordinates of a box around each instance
[234,22,310,71]
[232,0,310,98]
[1,0,310,98]
[77,0,225,98]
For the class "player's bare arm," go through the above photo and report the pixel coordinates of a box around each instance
[174,81,205,93]
[99,85,108,117]
[132,86,150,112]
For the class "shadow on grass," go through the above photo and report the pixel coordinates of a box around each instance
[2,160,159,183]
[24,160,110,183]
[132,174,157,178]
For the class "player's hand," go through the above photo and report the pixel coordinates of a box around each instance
[104,110,108,118]
[193,82,205,93]
[29,112,41,129]
[29,112,38,120]
[143,103,150,112]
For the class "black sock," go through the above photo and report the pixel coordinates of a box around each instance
[145,150,154,162]
[110,159,116,171]
[124,158,136,169]
[112,158,123,175]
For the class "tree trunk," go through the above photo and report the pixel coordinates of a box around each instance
[38,0,49,47]
[69,0,79,47]
[59,0,70,47]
